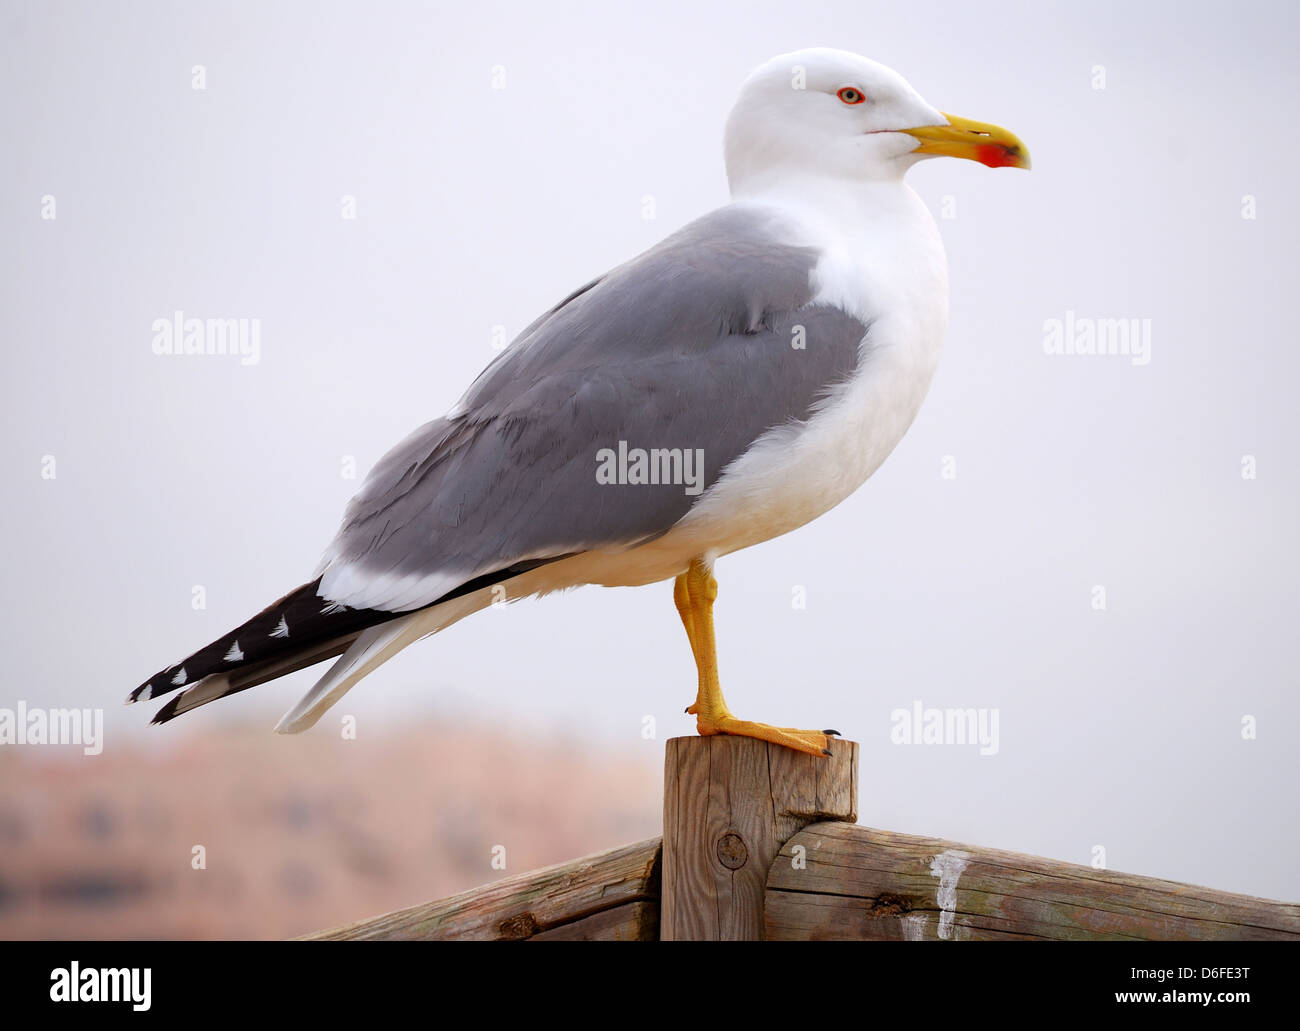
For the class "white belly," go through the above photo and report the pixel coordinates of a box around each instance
[674,313,943,551]
[567,328,942,589]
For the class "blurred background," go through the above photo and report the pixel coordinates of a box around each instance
[2,0,1297,938]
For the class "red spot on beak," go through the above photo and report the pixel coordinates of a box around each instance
[975,143,1020,168]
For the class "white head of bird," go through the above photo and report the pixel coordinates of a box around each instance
[724,48,1029,195]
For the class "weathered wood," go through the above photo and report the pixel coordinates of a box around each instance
[529,901,658,941]
[766,822,1300,941]
[661,735,858,940]
[304,837,661,941]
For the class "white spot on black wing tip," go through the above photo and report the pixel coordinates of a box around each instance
[270,616,290,639]
[171,667,188,687]
[224,640,244,662]
[320,600,350,615]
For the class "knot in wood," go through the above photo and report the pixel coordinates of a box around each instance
[497,912,541,940]
[716,831,748,870]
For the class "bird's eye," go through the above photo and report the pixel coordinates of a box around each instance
[837,87,865,105]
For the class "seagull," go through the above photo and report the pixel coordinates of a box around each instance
[129,48,1028,756]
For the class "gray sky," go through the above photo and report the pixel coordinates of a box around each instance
[3,0,1298,901]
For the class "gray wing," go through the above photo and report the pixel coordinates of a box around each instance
[317,204,871,611]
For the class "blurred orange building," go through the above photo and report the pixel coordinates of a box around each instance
[0,719,661,939]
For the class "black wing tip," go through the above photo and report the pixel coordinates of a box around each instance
[129,577,335,710]
[127,666,187,705]
[149,694,184,726]
[126,679,162,706]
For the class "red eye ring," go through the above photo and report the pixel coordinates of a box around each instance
[837,87,865,105]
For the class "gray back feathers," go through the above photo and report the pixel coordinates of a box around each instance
[319,204,872,609]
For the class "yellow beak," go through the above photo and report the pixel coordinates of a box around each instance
[901,113,1030,169]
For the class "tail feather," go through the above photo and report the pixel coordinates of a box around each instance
[127,578,399,705]
[149,629,363,724]
[273,618,421,733]
[275,588,496,733]
[133,558,562,726]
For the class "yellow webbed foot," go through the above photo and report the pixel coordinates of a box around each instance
[676,558,837,758]
[695,714,835,757]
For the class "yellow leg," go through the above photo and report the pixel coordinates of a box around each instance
[673,558,834,757]
[673,573,702,677]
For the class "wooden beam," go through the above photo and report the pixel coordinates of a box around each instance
[766,822,1300,941]
[661,735,858,940]
[304,837,661,941]
[529,901,658,941]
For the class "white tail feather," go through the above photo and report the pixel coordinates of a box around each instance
[273,588,494,734]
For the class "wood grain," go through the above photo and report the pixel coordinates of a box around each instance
[529,901,658,941]
[304,837,661,941]
[765,822,1300,941]
[661,735,858,940]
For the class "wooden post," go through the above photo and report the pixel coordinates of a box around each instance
[661,735,858,940]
